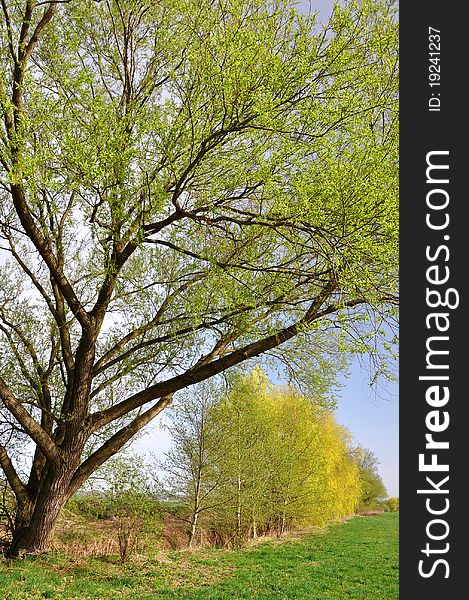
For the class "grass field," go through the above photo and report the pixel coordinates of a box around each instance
[0,513,398,599]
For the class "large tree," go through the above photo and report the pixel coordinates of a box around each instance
[0,0,398,556]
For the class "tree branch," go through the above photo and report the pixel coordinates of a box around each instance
[93,273,205,374]
[92,301,276,378]
[89,281,337,431]
[0,377,62,466]
[0,444,28,502]
[0,0,18,64]
[22,2,57,63]
[10,184,91,330]
[50,278,74,375]
[4,2,89,331]
[6,234,58,321]
[70,394,174,495]
[89,210,184,329]
[0,322,38,390]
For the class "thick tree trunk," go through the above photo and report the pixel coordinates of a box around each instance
[6,470,72,558]
[6,497,34,557]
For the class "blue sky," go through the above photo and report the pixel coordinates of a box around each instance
[335,364,399,497]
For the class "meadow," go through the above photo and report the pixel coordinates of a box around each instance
[0,513,398,599]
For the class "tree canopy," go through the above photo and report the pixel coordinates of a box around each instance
[0,0,398,555]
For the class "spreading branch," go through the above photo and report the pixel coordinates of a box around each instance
[90,280,338,431]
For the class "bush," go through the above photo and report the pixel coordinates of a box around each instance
[102,490,161,562]
[65,453,163,561]
[380,497,399,512]
[100,454,162,562]
[67,493,113,520]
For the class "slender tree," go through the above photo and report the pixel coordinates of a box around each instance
[352,446,388,510]
[0,0,397,555]
[159,381,228,547]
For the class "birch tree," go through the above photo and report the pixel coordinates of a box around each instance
[159,382,228,547]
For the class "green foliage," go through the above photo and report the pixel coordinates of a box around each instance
[379,497,399,512]
[352,446,388,511]
[0,0,398,555]
[66,493,113,521]
[208,372,361,541]
[358,469,387,511]
[0,0,399,417]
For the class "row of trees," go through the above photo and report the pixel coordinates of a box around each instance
[353,445,388,511]
[0,370,391,555]
[161,371,362,547]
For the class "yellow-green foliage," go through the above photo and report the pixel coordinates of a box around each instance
[316,414,361,521]
[202,370,360,541]
[385,497,399,512]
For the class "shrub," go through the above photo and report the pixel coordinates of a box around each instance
[100,454,162,562]
[380,497,399,512]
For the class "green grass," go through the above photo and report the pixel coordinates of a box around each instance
[0,513,398,599]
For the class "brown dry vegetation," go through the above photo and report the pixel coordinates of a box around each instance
[50,503,336,560]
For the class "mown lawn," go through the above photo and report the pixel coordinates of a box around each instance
[0,513,398,599]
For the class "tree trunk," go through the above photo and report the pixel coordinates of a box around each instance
[188,461,203,548]
[252,517,257,539]
[236,475,242,543]
[6,470,72,558]
[280,512,286,535]
[188,511,199,547]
